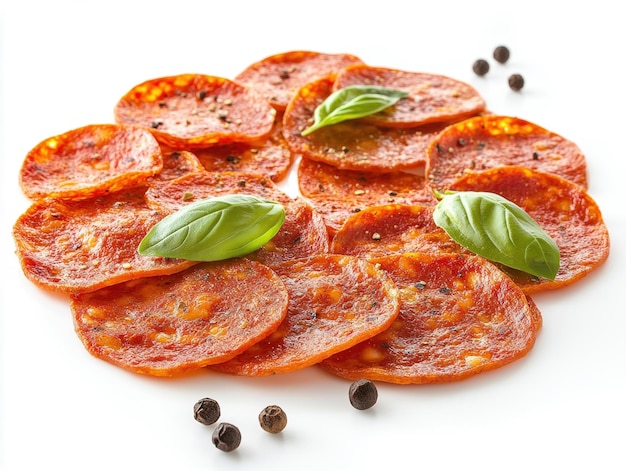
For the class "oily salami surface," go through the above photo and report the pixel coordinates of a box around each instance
[331,204,467,259]
[333,64,486,127]
[192,113,294,182]
[152,149,205,182]
[282,77,449,172]
[235,50,364,111]
[19,124,163,200]
[425,115,588,190]
[298,157,437,235]
[144,171,328,267]
[12,189,195,294]
[114,74,276,148]
[71,259,289,377]
[210,254,400,376]
[320,252,541,384]
[448,166,609,293]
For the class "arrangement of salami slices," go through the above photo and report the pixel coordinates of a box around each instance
[12,50,610,383]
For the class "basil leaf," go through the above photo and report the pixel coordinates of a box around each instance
[433,191,560,280]
[138,194,285,261]
[300,85,409,136]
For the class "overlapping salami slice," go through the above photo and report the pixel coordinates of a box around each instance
[333,64,486,127]
[152,149,205,182]
[192,113,294,182]
[19,124,163,200]
[114,74,276,148]
[71,259,289,377]
[298,157,437,235]
[144,171,328,267]
[282,77,450,172]
[331,204,466,258]
[320,252,542,384]
[235,50,364,111]
[425,115,588,190]
[448,166,609,293]
[210,254,400,376]
[12,189,195,294]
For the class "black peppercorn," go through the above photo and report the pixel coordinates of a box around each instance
[258,405,288,433]
[349,379,378,410]
[212,423,241,452]
[493,45,510,64]
[508,74,525,91]
[193,397,220,425]
[472,59,490,76]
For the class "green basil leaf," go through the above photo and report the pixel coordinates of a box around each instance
[433,190,560,280]
[138,194,285,261]
[300,85,409,136]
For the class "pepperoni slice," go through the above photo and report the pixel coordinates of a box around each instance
[144,171,328,267]
[320,252,542,384]
[425,115,588,190]
[192,113,294,182]
[153,149,205,182]
[19,124,163,200]
[331,204,466,258]
[144,170,293,212]
[12,189,195,294]
[333,64,486,127]
[448,166,609,293]
[71,259,289,377]
[298,157,437,235]
[234,50,364,111]
[210,254,400,376]
[114,74,276,148]
[282,76,449,172]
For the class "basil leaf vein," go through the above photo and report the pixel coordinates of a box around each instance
[138,194,286,262]
[433,191,560,280]
[300,85,408,136]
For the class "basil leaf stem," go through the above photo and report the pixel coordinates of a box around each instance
[433,190,560,280]
[300,85,408,136]
[138,194,285,261]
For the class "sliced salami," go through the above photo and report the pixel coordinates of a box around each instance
[448,166,609,293]
[235,50,364,111]
[12,189,195,294]
[320,252,541,384]
[19,124,162,200]
[71,259,289,377]
[210,254,400,376]
[425,115,588,190]
[114,74,276,148]
[282,76,449,172]
[298,157,437,235]
[331,204,466,258]
[333,64,486,127]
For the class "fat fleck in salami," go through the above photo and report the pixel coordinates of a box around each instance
[235,50,364,111]
[12,190,195,294]
[448,166,609,293]
[282,77,450,172]
[425,115,588,190]
[71,259,289,377]
[298,157,437,235]
[210,254,400,376]
[331,204,466,259]
[333,64,486,127]
[114,74,276,148]
[19,124,163,200]
[320,252,541,384]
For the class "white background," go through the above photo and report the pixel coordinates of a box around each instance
[1,1,625,470]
